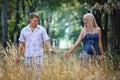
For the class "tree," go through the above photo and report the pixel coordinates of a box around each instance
[0,0,1,43]
[111,8,120,54]
[102,0,120,53]
[10,0,20,43]
[1,0,8,47]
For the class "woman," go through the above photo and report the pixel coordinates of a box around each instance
[64,13,104,63]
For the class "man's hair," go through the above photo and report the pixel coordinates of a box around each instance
[29,12,39,19]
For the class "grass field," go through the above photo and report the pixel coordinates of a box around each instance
[0,44,120,80]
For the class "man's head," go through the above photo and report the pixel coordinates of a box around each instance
[29,12,39,28]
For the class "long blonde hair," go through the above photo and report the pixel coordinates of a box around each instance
[84,13,98,30]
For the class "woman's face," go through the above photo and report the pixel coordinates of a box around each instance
[83,16,87,26]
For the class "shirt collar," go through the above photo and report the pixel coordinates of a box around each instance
[26,24,41,31]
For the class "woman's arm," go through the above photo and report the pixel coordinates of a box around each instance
[69,29,84,53]
[98,28,104,55]
[64,28,84,58]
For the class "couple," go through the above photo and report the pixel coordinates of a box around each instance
[16,12,104,80]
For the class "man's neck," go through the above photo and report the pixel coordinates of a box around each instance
[30,25,37,32]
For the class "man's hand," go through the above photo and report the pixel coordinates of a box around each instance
[16,56,20,64]
[48,48,56,54]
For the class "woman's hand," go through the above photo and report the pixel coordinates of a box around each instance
[64,50,71,58]
[100,54,105,63]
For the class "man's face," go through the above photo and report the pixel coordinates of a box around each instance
[30,17,39,27]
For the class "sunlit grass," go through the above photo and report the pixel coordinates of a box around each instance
[0,44,120,80]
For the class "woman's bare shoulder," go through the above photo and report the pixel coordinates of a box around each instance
[96,27,101,33]
[80,27,86,38]
[81,27,86,32]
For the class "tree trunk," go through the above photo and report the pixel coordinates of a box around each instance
[0,2,1,43]
[1,0,8,48]
[93,10,107,51]
[103,13,108,51]
[111,9,120,70]
[93,9,102,28]
[15,0,21,44]
[22,0,25,16]
[40,13,44,26]
[0,26,1,43]
[29,0,37,13]
[111,10,120,54]
[0,20,1,43]
[11,0,20,43]
[14,0,26,44]
[46,15,52,34]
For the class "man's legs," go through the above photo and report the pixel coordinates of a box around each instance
[25,56,42,80]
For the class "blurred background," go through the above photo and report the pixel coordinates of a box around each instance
[0,0,120,54]
[0,1,120,80]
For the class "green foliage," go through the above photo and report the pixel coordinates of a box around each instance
[2,0,119,50]
[105,51,120,70]
[1,0,89,44]
[8,17,16,39]
[7,0,16,19]
[18,13,29,29]
[91,0,120,14]
[77,0,120,14]
[69,25,83,43]
[104,0,120,14]
[49,3,87,40]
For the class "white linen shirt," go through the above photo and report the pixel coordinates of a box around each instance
[19,24,49,57]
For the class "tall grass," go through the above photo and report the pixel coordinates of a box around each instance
[0,44,120,80]
[0,43,26,80]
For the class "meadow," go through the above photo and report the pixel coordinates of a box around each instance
[0,44,120,80]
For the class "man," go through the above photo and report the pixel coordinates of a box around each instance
[16,12,55,80]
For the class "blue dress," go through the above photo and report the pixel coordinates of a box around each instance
[82,33,99,55]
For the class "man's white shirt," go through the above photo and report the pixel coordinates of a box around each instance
[19,24,49,57]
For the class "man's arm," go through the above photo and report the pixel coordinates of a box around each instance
[44,40,56,54]
[16,41,25,63]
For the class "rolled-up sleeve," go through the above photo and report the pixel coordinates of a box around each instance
[19,29,25,42]
[41,28,49,42]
